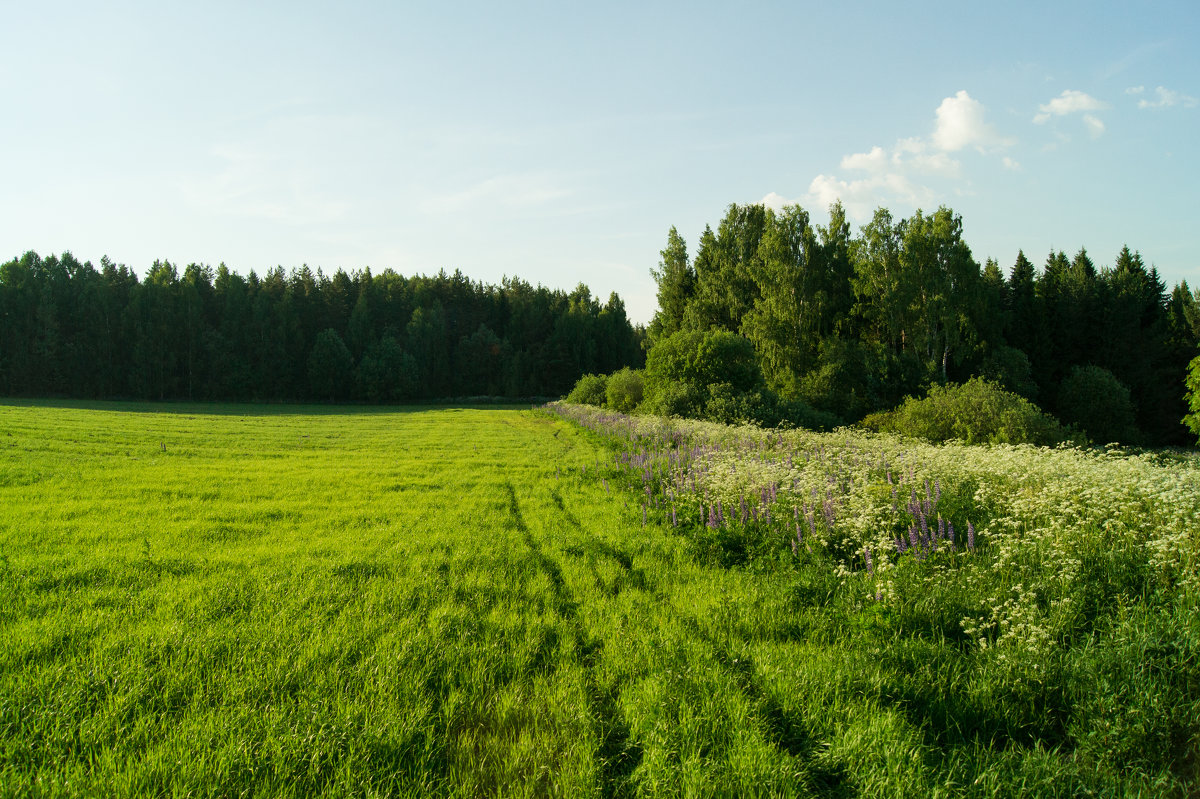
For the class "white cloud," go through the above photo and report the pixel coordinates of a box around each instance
[894,148,962,178]
[1002,156,1021,171]
[1033,90,1108,123]
[1136,85,1198,109]
[1125,86,1145,95]
[806,173,934,221]
[933,90,1004,152]
[1083,114,1105,138]
[841,146,887,172]
[760,191,791,211]
[773,91,1012,223]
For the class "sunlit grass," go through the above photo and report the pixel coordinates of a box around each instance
[1,400,1197,796]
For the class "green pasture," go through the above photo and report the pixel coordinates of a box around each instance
[0,402,1196,796]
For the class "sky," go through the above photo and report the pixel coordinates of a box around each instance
[2,1,1197,325]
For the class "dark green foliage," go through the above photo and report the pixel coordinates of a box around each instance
[565,373,608,407]
[1068,601,1200,777]
[704,384,840,430]
[647,226,695,344]
[796,337,876,422]
[979,344,1038,399]
[864,377,1066,445]
[0,254,642,402]
[650,203,1199,446]
[1186,353,1200,444]
[604,368,644,413]
[643,329,764,407]
[1057,365,1140,444]
[356,336,419,401]
[308,329,353,401]
[639,378,704,418]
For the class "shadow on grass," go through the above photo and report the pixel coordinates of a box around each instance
[0,397,551,416]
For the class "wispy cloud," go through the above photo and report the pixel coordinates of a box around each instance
[180,141,350,226]
[1033,90,1108,124]
[420,174,572,214]
[1130,85,1198,110]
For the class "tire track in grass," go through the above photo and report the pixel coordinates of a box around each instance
[503,482,642,797]
[542,479,853,793]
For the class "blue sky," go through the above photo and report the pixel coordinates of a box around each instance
[2,1,1197,323]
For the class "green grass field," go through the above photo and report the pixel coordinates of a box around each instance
[1,401,1197,797]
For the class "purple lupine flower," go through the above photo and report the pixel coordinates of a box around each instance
[740,495,748,524]
[707,505,718,529]
[938,515,945,540]
[947,522,956,552]
[895,535,907,553]
[764,506,771,525]
[908,524,919,550]
[864,546,873,574]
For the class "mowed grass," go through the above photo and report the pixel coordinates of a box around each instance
[1,401,1196,797]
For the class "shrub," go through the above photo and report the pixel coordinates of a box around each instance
[1057,365,1139,445]
[1186,352,1200,445]
[979,345,1038,399]
[797,338,874,422]
[605,368,644,413]
[566,373,608,406]
[865,377,1066,445]
[639,378,703,418]
[643,330,764,410]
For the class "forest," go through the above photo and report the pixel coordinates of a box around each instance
[0,253,642,403]
[4,200,1199,446]
[640,202,1200,446]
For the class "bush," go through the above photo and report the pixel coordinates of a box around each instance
[864,377,1066,445]
[566,373,608,406]
[979,345,1038,399]
[797,338,874,422]
[639,378,703,418]
[1057,365,1140,445]
[605,368,644,413]
[643,330,764,410]
[1187,353,1200,445]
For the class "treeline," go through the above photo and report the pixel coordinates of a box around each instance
[648,202,1200,445]
[0,252,643,402]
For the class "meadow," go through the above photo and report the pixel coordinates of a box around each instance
[1,400,1197,796]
